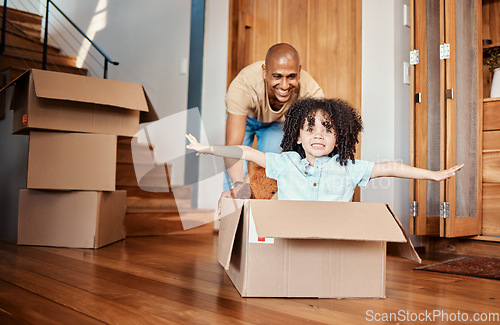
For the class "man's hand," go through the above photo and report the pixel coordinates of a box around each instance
[217,183,251,216]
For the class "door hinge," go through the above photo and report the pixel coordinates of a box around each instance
[440,202,450,219]
[410,50,419,65]
[440,43,450,59]
[415,93,422,103]
[410,201,419,217]
[446,88,454,99]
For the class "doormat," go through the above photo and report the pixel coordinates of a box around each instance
[414,256,500,280]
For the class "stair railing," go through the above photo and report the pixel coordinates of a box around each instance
[0,0,119,79]
[0,2,7,56]
[43,0,118,79]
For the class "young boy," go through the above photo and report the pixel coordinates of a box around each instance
[187,98,463,201]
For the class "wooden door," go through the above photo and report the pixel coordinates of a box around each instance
[440,0,482,237]
[411,0,482,237]
[411,0,442,235]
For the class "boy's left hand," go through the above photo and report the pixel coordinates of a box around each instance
[433,164,464,181]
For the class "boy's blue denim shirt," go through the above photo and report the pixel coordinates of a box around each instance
[265,152,374,201]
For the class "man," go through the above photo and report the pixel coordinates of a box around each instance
[222,43,324,199]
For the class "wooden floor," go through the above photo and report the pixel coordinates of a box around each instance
[1,232,499,325]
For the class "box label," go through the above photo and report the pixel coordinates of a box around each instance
[249,214,274,244]
[22,114,28,127]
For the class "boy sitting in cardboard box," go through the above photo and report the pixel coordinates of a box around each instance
[186,97,463,199]
[187,97,461,298]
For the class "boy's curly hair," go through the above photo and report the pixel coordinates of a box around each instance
[280,97,362,166]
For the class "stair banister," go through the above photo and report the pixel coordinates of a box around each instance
[0,0,7,55]
[42,0,48,71]
[0,0,119,78]
[43,0,118,79]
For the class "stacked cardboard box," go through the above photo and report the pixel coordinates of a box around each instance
[2,69,156,248]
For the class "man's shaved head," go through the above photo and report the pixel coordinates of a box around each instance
[265,43,300,66]
[262,43,301,110]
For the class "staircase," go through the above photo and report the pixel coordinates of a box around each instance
[1,6,215,236]
[0,6,87,80]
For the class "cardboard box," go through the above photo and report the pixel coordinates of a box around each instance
[219,199,421,298]
[18,189,127,248]
[1,69,154,136]
[27,131,117,191]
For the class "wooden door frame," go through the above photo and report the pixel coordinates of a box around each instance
[227,0,255,88]
[411,0,440,235]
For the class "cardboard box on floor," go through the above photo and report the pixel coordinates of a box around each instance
[27,131,117,191]
[18,189,127,249]
[219,199,421,299]
[0,69,157,136]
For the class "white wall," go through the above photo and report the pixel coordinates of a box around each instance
[198,0,229,210]
[50,0,192,186]
[0,97,29,241]
[361,0,419,245]
[52,0,228,211]
[0,0,44,242]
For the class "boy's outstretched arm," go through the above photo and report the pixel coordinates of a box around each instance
[370,161,464,181]
[185,134,267,168]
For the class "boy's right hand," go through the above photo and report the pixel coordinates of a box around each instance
[185,134,210,155]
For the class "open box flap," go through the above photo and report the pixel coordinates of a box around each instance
[218,199,246,270]
[385,205,422,263]
[249,200,407,242]
[140,86,159,123]
[30,69,149,112]
[0,68,30,96]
